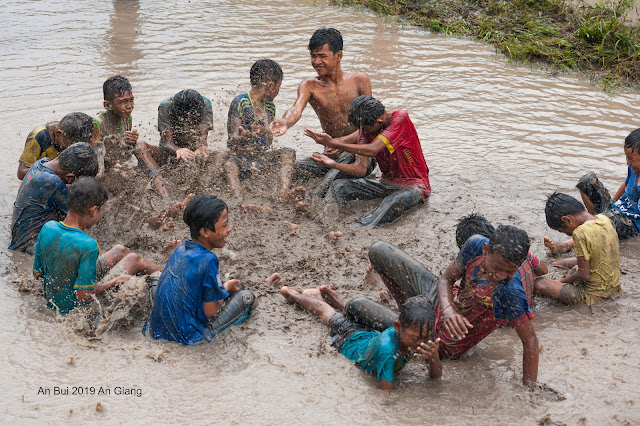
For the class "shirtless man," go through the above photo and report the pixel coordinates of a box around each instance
[270,28,374,196]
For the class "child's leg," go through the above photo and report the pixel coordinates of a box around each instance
[224,159,243,200]
[343,297,397,332]
[576,171,612,215]
[543,236,574,255]
[356,187,423,228]
[276,149,295,201]
[534,277,585,305]
[102,244,132,268]
[115,250,162,275]
[319,285,346,311]
[280,286,336,325]
[551,256,578,268]
[208,290,256,338]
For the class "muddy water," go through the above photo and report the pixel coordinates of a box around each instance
[1,0,639,424]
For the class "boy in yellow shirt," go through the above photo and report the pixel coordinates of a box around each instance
[535,192,621,305]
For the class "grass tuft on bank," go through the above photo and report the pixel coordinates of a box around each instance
[332,0,640,89]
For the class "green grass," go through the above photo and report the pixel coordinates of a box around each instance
[332,0,640,90]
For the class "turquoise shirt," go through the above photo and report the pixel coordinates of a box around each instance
[33,221,99,315]
[340,326,407,383]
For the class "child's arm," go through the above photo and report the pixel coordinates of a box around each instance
[202,279,239,318]
[513,320,539,385]
[437,261,473,340]
[17,162,29,180]
[76,275,131,301]
[305,129,386,158]
[534,261,548,276]
[559,256,590,283]
[270,80,313,136]
[415,338,443,379]
[612,181,627,201]
[309,153,369,177]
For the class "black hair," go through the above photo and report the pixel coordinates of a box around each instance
[183,194,228,239]
[624,128,640,154]
[308,27,343,53]
[57,142,99,177]
[58,112,94,144]
[398,295,436,338]
[545,192,586,229]
[103,75,132,102]
[250,59,283,86]
[67,177,109,215]
[456,213,495,248]
[487,225,530,266]
[347,95,385,128]
[172,89,205,127]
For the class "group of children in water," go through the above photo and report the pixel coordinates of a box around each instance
[9,28,640,391]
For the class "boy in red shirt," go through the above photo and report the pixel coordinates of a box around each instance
[305,95,430,227]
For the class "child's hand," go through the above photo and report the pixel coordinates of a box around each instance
[224,279,240,293]
[270,119,288,136]
[176,148,197,161]
[414,338,440,360]
[124,130,139,145]
[310,152,336,168]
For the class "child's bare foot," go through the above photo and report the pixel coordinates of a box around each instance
[327,231,343,244]
[379,290,398,310]
[146,210,168,229]
[319,286,346,311]
[152,175,171,198]
[265,273,281,286]
[242,204,271,214]
[302,288,323,300]
[158,221,175,232]
[544,236,570,255]
[279,186,307,203]
[295,201,310,213]
[162,239,182,254]
[365,264,383,286]
[280,286,302,304]
[283,220,299,230]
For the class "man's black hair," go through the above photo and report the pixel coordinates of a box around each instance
[250,59,283,86]
[308,27,343,54]
[58,112,94,144]
[545,192,586,230]
[624,128,640,154]
[398,295,436,338]
[348,95,385,128]
[487,225,530,266]
[58,142,99,177]
[183,194,228,239]
[67,177,109,215]
[172,89,205,128]
[456,213,495,248]
[103,75,132,102]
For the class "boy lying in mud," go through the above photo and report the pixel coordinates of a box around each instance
[534,192,621,305]
[225,59,302,203]
[280,287,442,390]
[33,177,162,316]
[143,194,281,345]
[305,95,430,227]
[355,224,547,386]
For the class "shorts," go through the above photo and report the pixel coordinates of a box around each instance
[558,283,587,305]
[229,148,295,179]
[576,171,636,239]
[96,255,109,281]
[328,313,365,352]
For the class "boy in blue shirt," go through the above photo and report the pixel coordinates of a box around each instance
[225,59,298,202]
[279,286,442,390]
[144,194,274,345]
[33,177,163,315]
[545,128,640,254]
[10,142,99,254]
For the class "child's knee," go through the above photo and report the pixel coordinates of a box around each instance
[113,244,131,257]
[368,241,392,266]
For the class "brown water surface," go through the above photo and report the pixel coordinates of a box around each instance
[1,0,639,424]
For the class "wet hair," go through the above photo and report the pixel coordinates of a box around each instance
[250,59,283,86]
[487,225,530,266]
[348,95,385,128]
[57,142,99,177]
[545,192,586,230]
[183,194,228,239]
[58,112,94,144]
[398,295,436,338]
[624,128,640,154]
[67,177,109,215]
[456,214,495,248]
[171,89,205,127]
[308,27,343,53]
[103,75,132,102]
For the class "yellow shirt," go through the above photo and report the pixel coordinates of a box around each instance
[19,125,60,168]
[573,214,622,304]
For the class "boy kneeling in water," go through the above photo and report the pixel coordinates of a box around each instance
[143,194,279,345]
[280,287,442,390]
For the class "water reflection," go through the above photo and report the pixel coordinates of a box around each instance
[104,0,142,73]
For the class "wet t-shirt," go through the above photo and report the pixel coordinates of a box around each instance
[93,111,135,167]
[143,240,229,345]
[9,159,68,254]
[573,214,621,304]
[358,110,431,199]
[227,93,275,154]
[610,166,640,233]
[157,95,214,151]
[340,326,406,383]
[435,235,539,359]
[19,124,62,168]
[33,221,99,315]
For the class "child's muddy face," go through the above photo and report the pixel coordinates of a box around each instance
[398,323,429,353]
[204,209,232,249]
[625,147,640,175]
[483,251,519,283]
[108,91,135,119]
[265,81,281,100]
